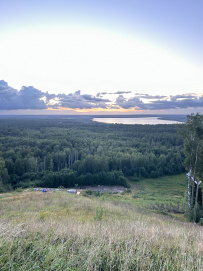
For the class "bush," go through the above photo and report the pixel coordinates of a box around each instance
[15,187,24,192]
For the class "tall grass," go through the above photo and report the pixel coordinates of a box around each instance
[0,191,202,270]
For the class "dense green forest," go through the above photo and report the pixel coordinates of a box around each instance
[0,116,185,191]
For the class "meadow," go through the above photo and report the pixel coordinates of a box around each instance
[99,174,187,219]
[0,174,202,270]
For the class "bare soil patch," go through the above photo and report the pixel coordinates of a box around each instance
[80,185,127,193]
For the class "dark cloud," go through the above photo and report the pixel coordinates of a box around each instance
[170,94,196,99]
[45,92,56,101]
[114,91,132,95]
[82,94,111,103]
[134,93,167,99]
[0,80,8,87]
[97,91,132,97]
[145,96,203,110]
[19,86,47,109]
[169,94,198,102]
[53,91,109,109]
[116,95,146,109]
[0,81,47,110]
[116,94,203,110]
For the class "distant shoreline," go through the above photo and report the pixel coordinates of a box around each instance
[0,114,187,122]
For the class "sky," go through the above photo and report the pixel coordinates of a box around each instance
[0,0,203,115]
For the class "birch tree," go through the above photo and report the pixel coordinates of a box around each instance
[178,113,203,222]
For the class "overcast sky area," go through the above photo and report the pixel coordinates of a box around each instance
[0,0,203,115]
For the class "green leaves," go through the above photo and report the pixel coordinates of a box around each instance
[178,113,203,221]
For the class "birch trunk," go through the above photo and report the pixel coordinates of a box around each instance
[191,139,200,207]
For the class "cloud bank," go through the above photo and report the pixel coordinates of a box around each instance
[115,94,203,111]
[0,80,202,112]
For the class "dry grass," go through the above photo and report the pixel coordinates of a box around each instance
[0,191,202,270]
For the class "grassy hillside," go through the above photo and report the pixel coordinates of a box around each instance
[0,181,202,270]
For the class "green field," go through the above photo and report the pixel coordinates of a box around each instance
[92,174,187,220]
[0,174,202,270]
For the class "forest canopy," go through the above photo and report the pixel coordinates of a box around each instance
[0,116,185,191]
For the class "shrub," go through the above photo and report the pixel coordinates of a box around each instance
[15,187,24,192]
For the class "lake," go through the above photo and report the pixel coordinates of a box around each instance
[93,117,184,125]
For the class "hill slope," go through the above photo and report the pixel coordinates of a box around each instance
[0,190,202,270]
